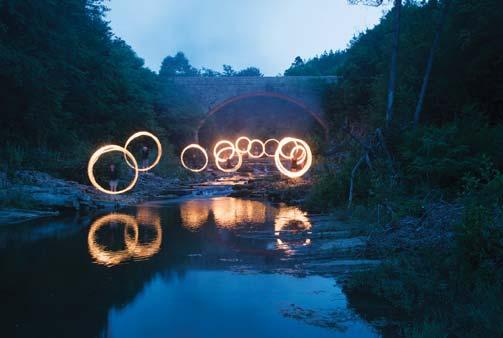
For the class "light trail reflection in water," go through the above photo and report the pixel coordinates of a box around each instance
[179,198,312,253]
[179,200,211,230]
[87,207,162,266]
[179,197,268,229]
[0,197,381,338]
[274,206,312,254]
[274,206,312,234]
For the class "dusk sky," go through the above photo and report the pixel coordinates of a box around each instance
[107,0,390,75]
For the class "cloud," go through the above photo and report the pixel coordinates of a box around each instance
[107,0,389,75]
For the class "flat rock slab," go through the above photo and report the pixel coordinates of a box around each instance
[319,237,367,251]
[304,259,381,267]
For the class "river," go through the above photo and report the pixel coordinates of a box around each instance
[0,197,382,338]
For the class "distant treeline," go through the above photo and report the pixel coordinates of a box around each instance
[159,52,263,78]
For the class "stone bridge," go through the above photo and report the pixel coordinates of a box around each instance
[170,76,338,141]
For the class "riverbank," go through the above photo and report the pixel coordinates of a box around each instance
[0,166,312,225]
[341,199,503,337]
[0,170,197,224]
[1,169,475,336]
[218,198,473,336]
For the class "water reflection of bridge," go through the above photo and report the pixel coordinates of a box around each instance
[179,197,312,255]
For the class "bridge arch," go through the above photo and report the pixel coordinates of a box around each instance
[195,91,330,142]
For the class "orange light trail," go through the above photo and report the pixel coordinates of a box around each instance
[274,137,313,178]
[264,138,280,157]
[214,144,242,172]
[180,144,209,172]
[87,211,162,266]
[248,139,265,158]
[213,140,236,162]
[124,131,162,172]
[235,136,252,154]
[179,137,313,176]
[87,145,139,195]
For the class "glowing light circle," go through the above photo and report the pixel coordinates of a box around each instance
[124,131,162,172]
[274,137,313,178]
[215,146,242,173]
[180,144,208,172]
[248,139,266,158]
[290,145,307,164]
[213,140,236,162]
[88,145,139,195]
[264,138,280,157]
[235,136,252,154]
[277,138,299,159]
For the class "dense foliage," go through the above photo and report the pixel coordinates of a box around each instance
[288,0,503,127]
[0,1,262,177]
[294,1,503,336]
[0,0,163,176]
[284,51,346,76]
[298,0,503,209]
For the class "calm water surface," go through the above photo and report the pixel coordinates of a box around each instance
[0,197,380,338]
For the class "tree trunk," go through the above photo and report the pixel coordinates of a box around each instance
[348,155,366,209]
[385,0,402,128]
[413,0,451,128]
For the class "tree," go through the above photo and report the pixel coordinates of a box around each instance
[284,51,346,76]
[0,0,162,173]
[222,64,236,76]
[236,67,263,77]
[413,0,451,128]
[292,56,305,68]
[159,52,199,78]
[349,0,401,128]
[201,67,220,77]
[386,0,402,128]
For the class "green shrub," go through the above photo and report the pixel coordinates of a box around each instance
[305,172,345,211]
[456,203,503,273]
[405,321,448,338]
[398,123,503,194]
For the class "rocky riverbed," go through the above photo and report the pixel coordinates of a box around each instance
[0,165,460,335]
[0,160,312,224]
[0,170,195,224]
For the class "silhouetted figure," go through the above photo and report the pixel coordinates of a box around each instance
[290,149,303,172]
[109,164,119,192]
[225,157,233,169]
[141,145,150,169]
[290,157,299,172]
[190,152,198,167]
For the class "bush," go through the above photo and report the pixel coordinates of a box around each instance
[398,123,503,194]
[305,172,346,211]
[346,192,503,337]
[456,203,503,275]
